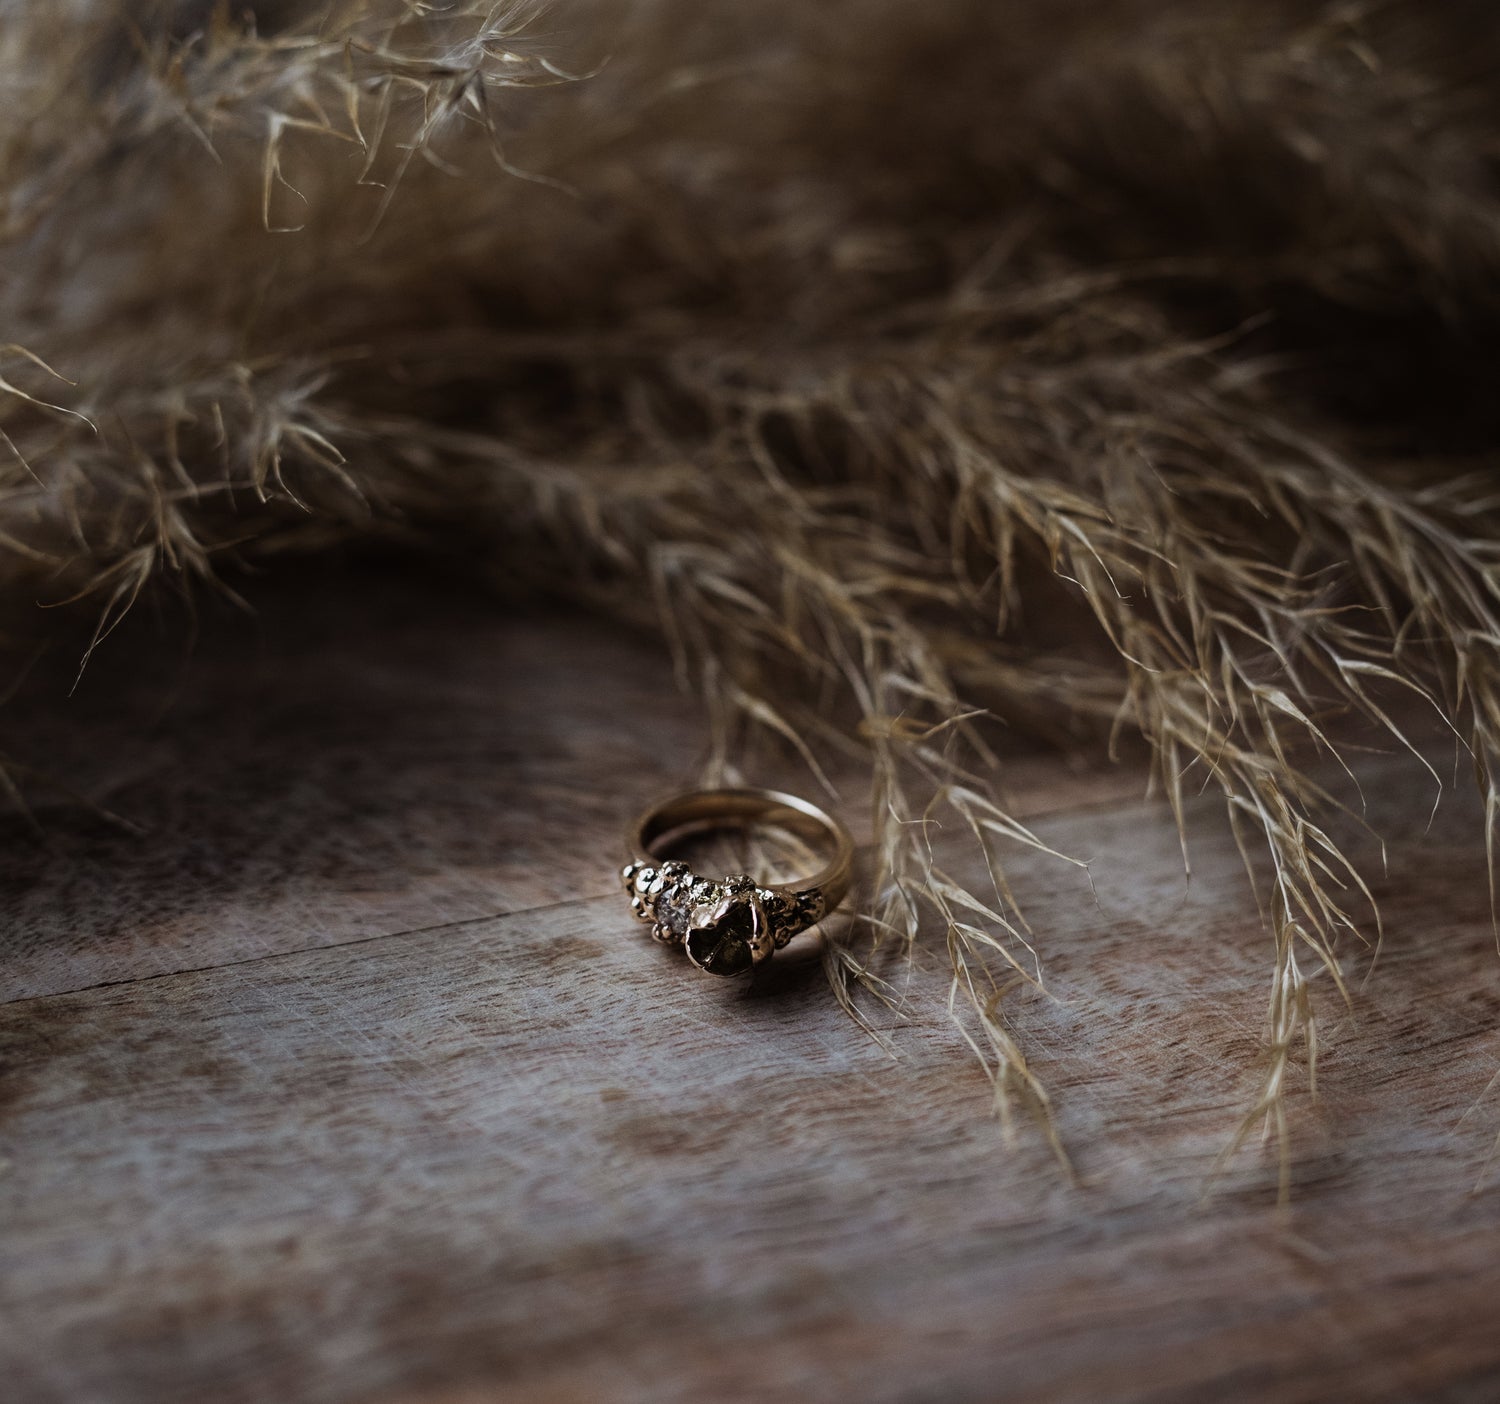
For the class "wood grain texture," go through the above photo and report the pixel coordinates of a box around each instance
[0,564,1138,1004]
[2,565,1498,1403]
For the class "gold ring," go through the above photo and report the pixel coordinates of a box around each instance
[620,787,854,977]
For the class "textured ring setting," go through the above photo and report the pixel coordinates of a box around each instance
[621,787,853,977]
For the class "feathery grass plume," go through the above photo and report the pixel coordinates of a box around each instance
[5,0,1500,1184]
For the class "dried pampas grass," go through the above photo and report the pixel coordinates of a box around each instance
[5,0,1500,1174]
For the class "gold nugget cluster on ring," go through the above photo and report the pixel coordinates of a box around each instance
[621,787,853,978]
[620,860,827,977]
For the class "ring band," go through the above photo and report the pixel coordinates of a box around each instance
[620,787,853,977]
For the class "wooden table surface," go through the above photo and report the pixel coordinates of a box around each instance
[2,564,1498,1403]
